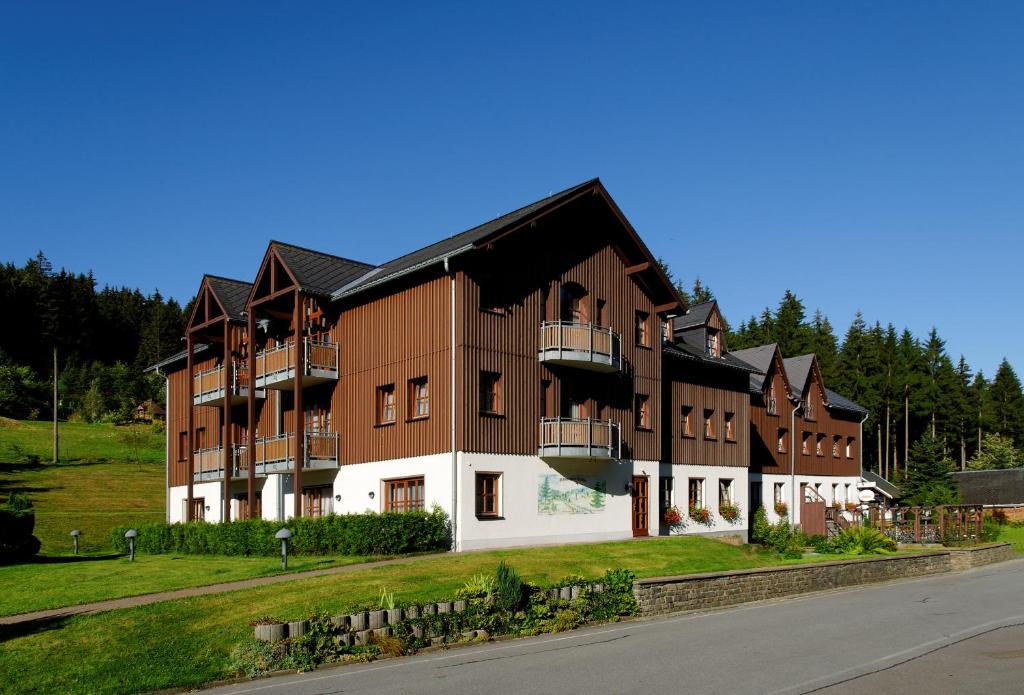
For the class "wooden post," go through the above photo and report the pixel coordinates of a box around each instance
[913,507,921,542]
[293,291,304,519]
[223,320,233,523]
[186,333,195,521]
[247,311,257,519]
[52,346,58,464]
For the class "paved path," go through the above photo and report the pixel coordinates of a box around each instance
[0,553,444,626]
[206,558,1024,695]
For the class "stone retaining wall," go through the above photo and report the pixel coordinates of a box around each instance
[634,543,1015,617]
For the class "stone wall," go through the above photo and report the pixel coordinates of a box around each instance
[634,544,1015,617]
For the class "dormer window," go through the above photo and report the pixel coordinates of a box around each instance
[705,329,720,357]
[766,383,778,416]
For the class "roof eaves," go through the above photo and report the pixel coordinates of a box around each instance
[332,243,475,301]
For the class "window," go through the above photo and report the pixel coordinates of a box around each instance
[832,435,841,458]
[688,478,704,509]
[595,299,607,327]
[832,483,841,505]
[561,284,588,323]
[724,412,736,441]
[846,437,855,459]
[195,427,206,450]
[480,371,503,415]
[816,434,825,457]
[662,318,672,343]
[376,384,396,425]
[480,284,506,314]
[773,483,784,505]
[234,492,262,519]
[660,476,674,513]
[719,479,733,507]
[540,380,553,418]
[303,485,332,518]
[475,473,501,517]
[706,329,720,357]
[681,406,694,438]
[704,409,715,439]
[408,377,429,420]
[385,476,424,512]
[766,383,778,416]
[777,428,788,453]
[178,432,188,462]
[190,497,205,521]
[635,311,650,346]
[635,394,651,430]
[802,431,811,455]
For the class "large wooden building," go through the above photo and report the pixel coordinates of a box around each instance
[152,178,869,549]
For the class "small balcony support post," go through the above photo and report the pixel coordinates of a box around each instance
[186,331,195,521]
[222,320,233,522]
[293,290,304,518]
[247,308,257,518]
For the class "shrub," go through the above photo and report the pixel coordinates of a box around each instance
[495,560,524,612]
[750,506,771,545]
[980,517,1001,543]
[110,507,451,557]
[827,526,897,555]
[0,493,41,562]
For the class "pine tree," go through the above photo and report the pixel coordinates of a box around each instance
[809,309,839,384]
[774,290,812,357]
[967,433,1019,470]
[987,359,1024,446]
[903,435,959,506]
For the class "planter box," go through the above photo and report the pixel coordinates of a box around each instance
[453,600,467,613]
[330,615,349,629]
[436,601,452,614]
[368,610,386,630]
[287,620,309,638]
[372,627,392,639]
[559,587,572,601]
[570,585,580,600]
[422,603,437,616]
[354,630,371,646]
[254,622,286,642]
[337,633,353,648]
[412,624,425,639]
[405,605,421,619]
[350,612,368,631]
[386,608,403,625]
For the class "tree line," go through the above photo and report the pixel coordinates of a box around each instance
[0,253,188,422]
[663,264,1024,500]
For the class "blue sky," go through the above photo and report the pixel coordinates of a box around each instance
[1,2,1022,376]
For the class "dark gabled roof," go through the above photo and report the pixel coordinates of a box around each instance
[333,178,624,300]
[206,276,251,322]
[953,468,1024,506]
[144,343,210,373]
[672,301,715,331]
[825,388,868,415]
[861,470,901,499]
[730,344,780,394]
[270,241,375,298]
[782,354,815,399]
[663,342,763,374]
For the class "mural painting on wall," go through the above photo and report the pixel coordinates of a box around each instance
[538,475,607,515]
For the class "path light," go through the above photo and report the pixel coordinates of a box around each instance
[276,528,292,570]
[125,528,138,562]
[70,529,80,555]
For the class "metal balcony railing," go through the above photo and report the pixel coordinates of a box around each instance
[538,322,621,372]
[538,417,621,459]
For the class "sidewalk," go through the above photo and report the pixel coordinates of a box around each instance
[0,553,441,627]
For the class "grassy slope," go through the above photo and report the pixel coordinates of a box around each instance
[0,554,381,616]
[998,524,1024,553]
[0,537,881,695]
[0,419,165,552]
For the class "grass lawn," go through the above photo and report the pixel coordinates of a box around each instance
[0,554,381,617]
[0,536,902,695]
[997,524,1024,553]
[0,419,165,553]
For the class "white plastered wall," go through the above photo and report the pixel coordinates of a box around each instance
[750,473,861,525]
[659,463,749,537]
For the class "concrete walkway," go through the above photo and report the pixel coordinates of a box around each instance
[0,553,445,627]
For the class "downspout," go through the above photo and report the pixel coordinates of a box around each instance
[790,401,802,532]
[445,256,458,552]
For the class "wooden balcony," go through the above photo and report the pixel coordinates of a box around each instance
[538,322,621,372]
[251,431,339,475]
[254,339,339,390]
[192,445,247,482]
[538,417,621,460]
[193,361,264,407]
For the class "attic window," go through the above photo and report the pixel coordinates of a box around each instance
[705,329,720,357]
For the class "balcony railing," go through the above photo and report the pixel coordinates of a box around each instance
[538,322,621,373]
[254,338,339,390]
[538,417,621,459]
[252,431,339,474]
[193,361,264,406]
[192,444,247,482]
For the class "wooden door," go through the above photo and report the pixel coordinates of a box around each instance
[191,497,205,521]
[632,476,649,537]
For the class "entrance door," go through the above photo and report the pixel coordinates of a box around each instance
[631,476,649,537]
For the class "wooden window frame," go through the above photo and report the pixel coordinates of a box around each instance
[635,311,650,347]
[816,433,825,457]
[846,437,855,459]
[687,478,704,509]
[376,384,396,426]
[801,431,811,455]
[635,394,651,431]
[681,406,694,438]
[724,412,736,442]
[773,482,784,505]
[777,428,788,454]
[475,472,501,519]
[178,432,188,462]
[703,409,715,440]
[384,476,425,512]
[706,329,720,358]
[719,478,733,507]
[302,485,332,518]
[480,371,503,416]
[194,426,206,451]
[832,435,841,458]
[408,377,430,421]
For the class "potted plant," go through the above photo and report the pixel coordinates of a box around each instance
[689,505,713,526]
[719,502,741,523]
[774,502,789,517]
[662,505,683,528]
[845,502,858,512]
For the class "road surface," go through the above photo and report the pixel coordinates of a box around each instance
[208,557,1024,694]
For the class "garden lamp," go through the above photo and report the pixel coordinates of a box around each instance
[125,528,138,561]
[70,529,80,555]
[276,528,292,570]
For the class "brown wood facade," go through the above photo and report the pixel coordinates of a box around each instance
[664,362,750,468]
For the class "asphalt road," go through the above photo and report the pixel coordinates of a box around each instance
[209,558,1024,695]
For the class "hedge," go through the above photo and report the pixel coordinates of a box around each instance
[110,507,451,557]
[1,493,41,562]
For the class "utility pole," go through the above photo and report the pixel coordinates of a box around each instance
[52,346,58,464]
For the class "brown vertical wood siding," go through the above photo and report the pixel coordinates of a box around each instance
[665,362,749,468]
